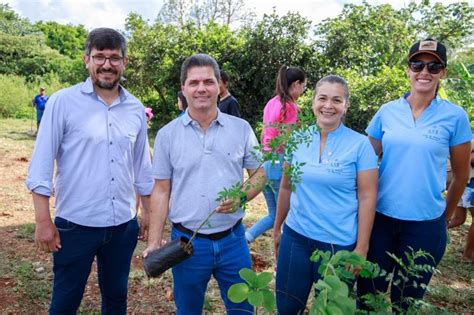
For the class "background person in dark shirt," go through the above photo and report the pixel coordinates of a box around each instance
[218,70,241,117]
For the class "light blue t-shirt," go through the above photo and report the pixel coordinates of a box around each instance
[366,95,471,221]
[285,124,378,246]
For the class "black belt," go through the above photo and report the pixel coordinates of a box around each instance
[172,219,242,241]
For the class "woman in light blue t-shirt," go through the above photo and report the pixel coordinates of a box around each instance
[274,75,378,314]
[357,39,472,311]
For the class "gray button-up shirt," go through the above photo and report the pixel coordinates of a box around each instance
[26,78,154,227]
[152,110,261,233]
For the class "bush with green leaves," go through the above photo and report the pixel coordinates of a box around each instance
[228,247,444,314]
[0,73,65,118]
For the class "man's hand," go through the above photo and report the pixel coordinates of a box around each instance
[216,197,240,213]
[142,239,166,258]
[35,220,61,252]
[138,211,149,241]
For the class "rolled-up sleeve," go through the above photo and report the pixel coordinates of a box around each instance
[243,123,262,170]
[25,93,64,196]
[133,111,154,196]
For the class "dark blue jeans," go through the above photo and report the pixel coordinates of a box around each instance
[276,224,355,315]
[50,217,139,315]
[357,212,447,312]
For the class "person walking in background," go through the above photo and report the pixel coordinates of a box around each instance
[218,70,241,117]
[26,28,154,314]
[31,87,49,132]
[273,75,378,314]
[357,39,472,311]
[448,135,474,262]
[245,65,306,243]
[143,54,266,315]
[177,91,188,117]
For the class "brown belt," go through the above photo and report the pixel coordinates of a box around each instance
[172,219,242,241]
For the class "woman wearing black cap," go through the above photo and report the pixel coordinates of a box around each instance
[357,39,472,311]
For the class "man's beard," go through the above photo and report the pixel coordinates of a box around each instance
[94,70,120,90]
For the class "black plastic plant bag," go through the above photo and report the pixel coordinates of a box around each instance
[143,236,193,278]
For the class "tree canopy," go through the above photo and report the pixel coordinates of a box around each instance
[0,1,472,131]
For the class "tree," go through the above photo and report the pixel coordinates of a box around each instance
[0,4,38,35]
[35,21,88,58]
[232,11,316,126]
[156,0,254,28]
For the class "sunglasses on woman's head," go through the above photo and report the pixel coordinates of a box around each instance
[408,61,445,74]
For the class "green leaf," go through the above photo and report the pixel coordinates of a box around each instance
[255,272,273,289]
[261,289,276,312]
[247,290,264,307]
[227,283,249,303]
[239,268,257,286]
[314,279,331,291]
[326,303,344,315]
[333,296,356,314]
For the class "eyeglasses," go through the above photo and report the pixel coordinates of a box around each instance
[408,61,445,74]
[90,55,124,66]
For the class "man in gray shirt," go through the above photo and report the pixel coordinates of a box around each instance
[26,28,153,314]
[144,54,266,315]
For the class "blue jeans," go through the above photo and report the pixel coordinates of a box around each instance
[50,217,139,315]
[246,159,282,243]
[276,224,355,315]
[357,212,447,312]
[246,179,280,243]
[171,223,253,315]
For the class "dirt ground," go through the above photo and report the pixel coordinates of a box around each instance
[0,118,473,314]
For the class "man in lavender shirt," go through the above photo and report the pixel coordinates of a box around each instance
[25,28,153,314]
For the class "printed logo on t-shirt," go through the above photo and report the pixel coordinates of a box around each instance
[324,158,343,174]
[422,125,444,143]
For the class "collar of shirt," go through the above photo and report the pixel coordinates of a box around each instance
[80,77,130,106]
[316,122,346,137]
[181,108,226,127]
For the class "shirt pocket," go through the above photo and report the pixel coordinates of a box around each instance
[119,134,137,156]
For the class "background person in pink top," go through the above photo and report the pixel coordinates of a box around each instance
[245,65,306,243]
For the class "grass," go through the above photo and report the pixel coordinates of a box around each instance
[0,118,473,313]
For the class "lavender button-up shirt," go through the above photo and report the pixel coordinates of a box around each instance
[26,78,154,227]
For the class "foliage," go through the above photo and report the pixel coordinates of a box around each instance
[409,1,473,50]
[0,4,38,36]
[314,2,414,75]
[0,1,473,131]
[0,73,64,118]
[309,250,375,315]
[232,11,316,127]
[314,1,473,76]
[0,32,68,80]
[157,0,255,28]
[35,21,88,58]
[359,247,441,314]
[229,247,446,314]
[340,66,409,132]
[228,268,275,313]
[443,62,474,128]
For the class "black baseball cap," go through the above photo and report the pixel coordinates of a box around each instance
[408,39,447,66]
